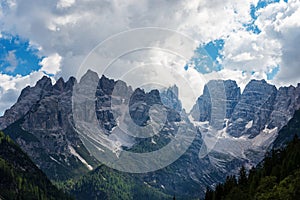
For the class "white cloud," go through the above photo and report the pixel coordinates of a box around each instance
[39,53,62,75]
[0,0,299,114]
[221,0,300,87]
[57,0,76,9]
[271,0,300,86]
[0,0,256,78]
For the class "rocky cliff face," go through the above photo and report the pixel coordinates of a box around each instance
[191,79,300,139]
[1,75,98,180]
[268,84,300,129]
[0,76,52,130]
[160,85,182,112]
[227,80,277,138]
[190,80,241,125]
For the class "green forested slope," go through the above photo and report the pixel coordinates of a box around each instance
[0,131,72,200]
[56,164,172,200]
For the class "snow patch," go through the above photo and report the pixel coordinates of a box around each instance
[68,145,93,170]
[195,117,279,166]
[245,120,253,129]
[50,156,61,164]
[151,138,157,144]
[188,115,209,127]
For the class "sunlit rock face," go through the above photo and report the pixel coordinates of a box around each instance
[227,80,277,138]
[190,80,241,123]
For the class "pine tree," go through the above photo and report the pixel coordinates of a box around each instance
[204,186,213,200]
[238,166,247,186]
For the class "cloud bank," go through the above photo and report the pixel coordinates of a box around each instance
[0,0,299,114]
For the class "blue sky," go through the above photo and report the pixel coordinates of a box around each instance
[187,39,224,74]
[245,0,285,34]
[0,33,43,76]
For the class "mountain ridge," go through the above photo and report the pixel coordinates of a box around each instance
[1,70,300,198]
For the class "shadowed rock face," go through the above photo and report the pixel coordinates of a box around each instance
[0,76,52,130]
[268,84,300,129]
[1,74,99,180]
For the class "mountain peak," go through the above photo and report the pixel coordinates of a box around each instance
[80,69,99,83]
[160,85,182,111]
[167,85,179,96]
[86,69,99,77]
[35,76,52,89]
[56,77,65,84]
[53,77,65,92]
[65,76,77,90]
[98,74,115,95]
[248,79,268,85]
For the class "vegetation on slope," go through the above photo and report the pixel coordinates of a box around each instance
[0,131,72,200]
[204,135,300,200]
[56,164,172,200]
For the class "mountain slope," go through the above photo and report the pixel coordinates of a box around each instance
[72,71,222,198]
[205,137,300,200]
[57,165,172,200]
[0,131,72,200]
[1,71,300,198]
[273,109,300,148]
[189,79,300,175]
[204,109,300,200]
